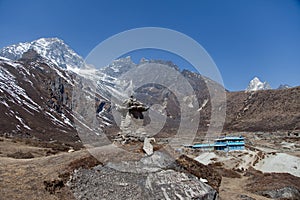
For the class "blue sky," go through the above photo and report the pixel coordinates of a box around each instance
[0,0,299,91]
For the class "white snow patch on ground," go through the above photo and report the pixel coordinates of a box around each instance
[71,113,93,131]
[61,113,73,127]
[183,96,195,108]
[238,151,257,170]
[51,66,74,86]
[0,99,9,107]
[0,56,11,61]
[101,120,111,126]
[254,153,300,177]
[194,150,258,171]
[15,115,31,130]
[46,112,65,127]
[197,99,208,112]
[0,65,40,111]
[100,115,112,123]
[66,65,80,73]
[281,142,296,149]
[194,152,217,165]
[3,61,22,69]
[255,146,277,153]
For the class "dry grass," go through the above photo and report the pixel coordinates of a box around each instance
[0,137,89,200]
[7,151,34,159]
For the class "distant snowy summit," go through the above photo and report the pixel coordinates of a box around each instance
[245,77,293,92]
[0,37,84,70]
[246,77,272,92]
[277,84,291,90]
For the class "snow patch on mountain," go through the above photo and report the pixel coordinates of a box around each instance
[0,59,40,112]
[99,56,136,78]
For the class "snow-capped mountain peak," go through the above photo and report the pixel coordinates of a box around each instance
[99,56,136,78]
[246,77,272,92]
[0,37,85,70]
[277,84,291,90]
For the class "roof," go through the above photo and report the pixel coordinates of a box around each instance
[215,136,244,141]
[185,136,245,149]
[192,144,214,148]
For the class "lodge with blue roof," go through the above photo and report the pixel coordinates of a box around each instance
[186,136,245,151]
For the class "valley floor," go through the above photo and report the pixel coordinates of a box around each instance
[0,132,299,200]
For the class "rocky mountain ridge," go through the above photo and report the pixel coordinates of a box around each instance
[0,37,85,70]
[246,76,293,92]
[0,38,299,145]
[0,51,79,144]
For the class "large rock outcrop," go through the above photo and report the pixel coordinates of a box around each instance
[68,151,219,199]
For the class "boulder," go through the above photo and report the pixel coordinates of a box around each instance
[143,137,155,155]
[68,151,219,199]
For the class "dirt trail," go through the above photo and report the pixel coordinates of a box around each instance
[219,176,271,200]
